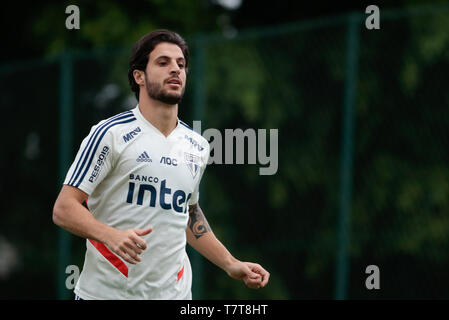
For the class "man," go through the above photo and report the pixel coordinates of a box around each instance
[53,29,270,300]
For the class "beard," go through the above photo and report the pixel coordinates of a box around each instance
[145,76,185,105]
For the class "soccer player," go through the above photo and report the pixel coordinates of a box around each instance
[52,29,270,300]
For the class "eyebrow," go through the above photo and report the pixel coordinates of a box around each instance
[155,55,185,62]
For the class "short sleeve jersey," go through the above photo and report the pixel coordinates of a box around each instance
[63,105,209,300]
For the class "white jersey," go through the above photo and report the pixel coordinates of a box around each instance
[63,105,209,300]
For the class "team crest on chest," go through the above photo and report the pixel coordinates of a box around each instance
[184,153,200,179]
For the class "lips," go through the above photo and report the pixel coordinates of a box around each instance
[167,78,181,85]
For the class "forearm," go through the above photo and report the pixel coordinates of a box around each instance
[53,186,152,265]
[186,204,237,272]
[187,229,238,272]
[187,203,270,288]
[53,187,114,244]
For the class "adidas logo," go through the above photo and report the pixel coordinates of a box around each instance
[136,151,152,163]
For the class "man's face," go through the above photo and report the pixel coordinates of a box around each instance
[144,42,187,105]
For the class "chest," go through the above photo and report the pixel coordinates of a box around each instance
[115,132,203,196]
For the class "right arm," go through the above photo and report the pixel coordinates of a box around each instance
[52,185,152,264]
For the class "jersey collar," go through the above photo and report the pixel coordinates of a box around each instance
[133,104,181,139]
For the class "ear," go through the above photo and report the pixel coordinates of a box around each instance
[133,70,145,86]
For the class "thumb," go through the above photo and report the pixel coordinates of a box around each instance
[135,227,153,236]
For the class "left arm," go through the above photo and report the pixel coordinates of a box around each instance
[186,203,270,289]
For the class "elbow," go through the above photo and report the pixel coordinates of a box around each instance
[52,201,65,227]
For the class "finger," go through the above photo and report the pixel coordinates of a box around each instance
[243,277,262,289]
[244,274,262,285]
[241,264,261,280]
[136,239,147,251]
[251,265,270,286]
[129,234,147,251]
[248,263,270,285]
[124,241,143,256]
[135,227,153,236]
[124,245,142,262]
[244,263,270,288]
[248,263,266,275]
[247,271,262,280]
[119,242,141,263]
[260,272,270,287]
[118,249,138,264]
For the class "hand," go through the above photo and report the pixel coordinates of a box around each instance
[226,261,270,289]
[105,227,153,264]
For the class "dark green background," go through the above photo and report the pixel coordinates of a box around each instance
[1,0,448,299]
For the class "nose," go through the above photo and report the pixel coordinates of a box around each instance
[169,60,181,75]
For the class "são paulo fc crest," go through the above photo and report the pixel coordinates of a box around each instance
[185,153,200,179]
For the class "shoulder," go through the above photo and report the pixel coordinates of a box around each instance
[94,109,137,129]
[178,119,209,151]
[89,109,139,141]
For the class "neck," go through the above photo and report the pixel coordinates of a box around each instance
[138,94,178,137]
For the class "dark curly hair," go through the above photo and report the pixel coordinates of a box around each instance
[128,29,189,100]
